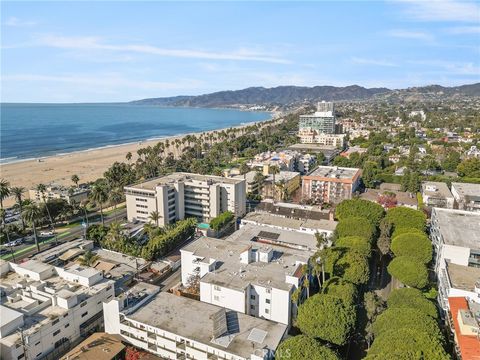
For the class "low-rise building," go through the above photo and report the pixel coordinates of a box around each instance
[29,185,90,205]
[421,181,454,209]
[451,182,480,212]
[0,260,115,360]
[234,171,262,195]
[262,171,301,202]
[430,208,480,273]
[302,166,361,204]
[124,173,246,226]
[360,187,418,209]
[59,332,125,360]
[255,199,334,221]
[438,262,480,312]
[103,283,286,360]
[287,144,340,165]
[298,129,345,148]
[340,146,368,159]
[241,212,337,244]
[447,298,480,360]
[180,226,312,326]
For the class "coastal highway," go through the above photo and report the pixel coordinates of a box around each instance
[1,208,127,263]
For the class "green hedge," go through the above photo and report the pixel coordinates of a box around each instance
[209,211,234,231]
[335,217,375,244]
[387,256,428,289]
[391,232,432,264]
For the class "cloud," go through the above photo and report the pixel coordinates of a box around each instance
[409,60,480,75]
[4,16,37,27]
[446,26,480,34]
[387,29,434,41]
[394,0,480,23]
[32,34,291,64]
[351,57,398,67]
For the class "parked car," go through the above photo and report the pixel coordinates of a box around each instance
[40,231,54,237]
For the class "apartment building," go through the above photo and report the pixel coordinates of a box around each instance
[430,208,480,273]
[421,181,454,209]
[29,185,90,205]
[302,166,362,204]
[299,101,336,134]
[298,129,345,148]
[438,262,480,312]
[451,182,480,212]
[103,283,286,360]
[0,260,114,360]
[447,298,480,360]
[234,171,261,195]
[124,173,246,226]
[180,225,313,326]
[262,171,301,201]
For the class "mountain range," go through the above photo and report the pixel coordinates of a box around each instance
[131,83,480,107]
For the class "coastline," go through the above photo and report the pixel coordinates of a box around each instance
[0,115,281,207]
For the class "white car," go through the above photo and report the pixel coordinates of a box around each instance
[40,231,54,237]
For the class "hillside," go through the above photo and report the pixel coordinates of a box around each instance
[131,83,480,107]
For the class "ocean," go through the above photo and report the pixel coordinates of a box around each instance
[1,103,271,163]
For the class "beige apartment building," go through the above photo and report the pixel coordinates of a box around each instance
[302,166,362,204]
[124,173,246,226]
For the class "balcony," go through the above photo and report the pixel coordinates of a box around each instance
[147,331,156,340]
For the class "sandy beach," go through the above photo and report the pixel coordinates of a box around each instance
[1,118,280,207]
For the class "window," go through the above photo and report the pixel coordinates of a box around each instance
[52,318,59,325]
[214,285,221,291]
[266,288,271,294]
[250,295,256,300]
[17,354,25,360]
[107,295,113,300]
[53,330,61,337]
[250,305,255,310]
[266,299,271,304]
[106,286,112,292]
[214,295,219,301]
[65,324,70,329]
[265,309,270,314]
[81,312,88,318]
[63,314,68,318]
[35,341,40,346]
[80,301,87,307]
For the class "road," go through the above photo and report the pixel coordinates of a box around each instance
[1,208,127,263]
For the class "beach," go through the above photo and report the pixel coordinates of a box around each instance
[0,118,280,207]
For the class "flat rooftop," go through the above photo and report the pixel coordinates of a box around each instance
[32,239,93,263]
[60,333,125,360]
[288,143,339,154]
[433,208,480,249]
[452,182,480,200]
[306,165,360,179]
[182,228,310,291]
[266,171,300,183]
[243,212,337,235]
[446,263,480,292]
[360,189,417,207]
[127,292,287,359]
[126,172,243,191]
[422,181,453,199]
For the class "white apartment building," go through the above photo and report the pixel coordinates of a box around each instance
[124,173,246,226]
[430,208,480,273]
[422,182,455,209]
[104,283,287,360]
[451,182,480,212]
[180,225,313,326]
[28,185,90,205]
[0,260,114,360]
[298,129,345,148]
[438,262,480,312]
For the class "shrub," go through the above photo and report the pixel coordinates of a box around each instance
[391,232,432,264]
[387,256,428,289]
[209,211,234,231]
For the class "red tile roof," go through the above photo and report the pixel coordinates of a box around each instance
[448,297,480,360]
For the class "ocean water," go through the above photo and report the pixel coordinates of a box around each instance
[0,103,270,163]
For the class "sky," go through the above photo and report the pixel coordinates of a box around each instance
[1,0,480,103]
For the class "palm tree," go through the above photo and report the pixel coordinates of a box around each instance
[89,184,108,226]
[71,174,80,187]
[11,187,26,230]
[36,183,58,245]
[23,203,42,252]
[269,165,280,200]
[0,179,10,209]
[149,210,161,227]
[239,163,250,180]
[125,152,132,163]
[108,187,123,222]
[78,250,100,267]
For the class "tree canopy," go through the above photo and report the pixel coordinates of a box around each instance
[457,157,480,178]
[391,232,432,264]
[275,335,340,360]
[322,277,358,305]
[209,211,234,231]
[335,217,375,244]
[391,226,425,240]
[385,206,426,232]
[387,288,438,319]
[334,250,370,285]
[335,199,385,226]
[387,256,428,289]
[335,236,371,258]
[296,294,356,346]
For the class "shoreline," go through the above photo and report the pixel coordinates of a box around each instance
[0,115,281,207]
